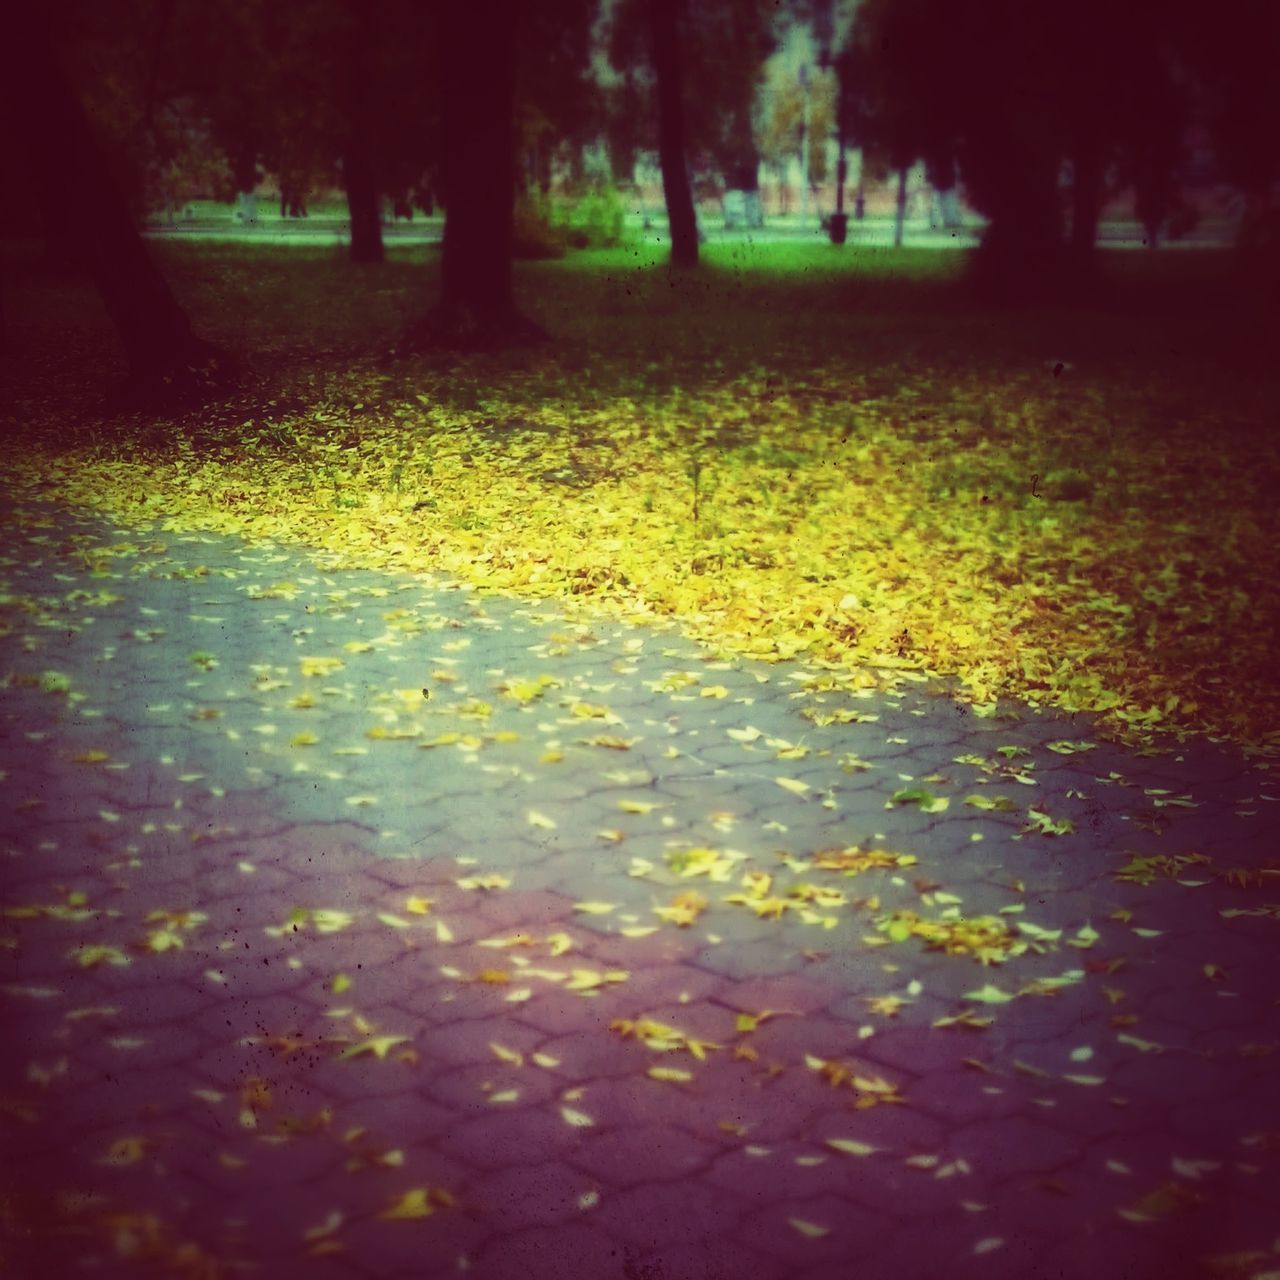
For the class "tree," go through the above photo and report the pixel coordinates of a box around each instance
[515,0,600,195]
[340,2,383,263]
[649,0,699,268]
[607,0,779,228]
[1186,0,1279,268]
[851,0,1190,294]
[406,0,544,348]
[1,7,229,402]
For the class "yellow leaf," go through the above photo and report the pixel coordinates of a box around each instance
[572,901,617,915]
[330,973,352,994]
[789,1219,829,1238]
[405,896,433,915]
[618,799,660,814]
[312,908,355,933]
[69,945,130,968]
[560,1106,595,1127]
[654,891,708,927]
[290,732,319,747]
[339,1035,410,1061]
[457,874,511,891]
[1116,1033,1164,1054]
[377,913,410,930]
[647,1066,693,1083]
[827,1138,877,1157]
[865,995,909,1017]
[377,1187,454,1220]
[98,1137,153,1166]
[962,983,1016,1004]
[775,777,810,795]
[700,685,729,699]
[300,656,345,678]
[72,751,111,765]
[490,1043,524,1066]
[528,809,558,830]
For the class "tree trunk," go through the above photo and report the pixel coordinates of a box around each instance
[893,169,907,247]
[343,4,384,264]
[343,143,383,263]
[1070,136,1103,257]
[1,8,229,403]
[965,138,1069,297]
[406,0,542,349]
[649,0,698,269]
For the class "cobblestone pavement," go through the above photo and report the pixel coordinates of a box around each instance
[1,497,1277,1280]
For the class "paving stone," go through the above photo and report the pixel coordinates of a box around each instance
[620,1238,787,1280]
[949,1114,1085,1178]
[1110,1052,1225,1105]
[565,1123,720,1187]
[583,1074,714,1136]
[424,1060,562,1114]
[534,1028,651,1082]
[471,1221,621,1280]
[469,1161,598,1231]
[339,1208,488,1278]
[513,989,618,1037]
[4,500,1278,1276]
[591,1179,744,1250]
[731,1191,882,1267]
[437,1104,587,1169]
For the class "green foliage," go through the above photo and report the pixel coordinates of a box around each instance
[554,184,630,250]
[514,185,632,258]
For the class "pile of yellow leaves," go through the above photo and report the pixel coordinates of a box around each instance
[9,253,1278,752]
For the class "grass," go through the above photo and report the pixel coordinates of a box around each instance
[2,238,1277,751]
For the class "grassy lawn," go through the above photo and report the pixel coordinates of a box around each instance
[3,239,1277,751]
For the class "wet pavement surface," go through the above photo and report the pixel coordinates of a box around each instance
[1,497,1277,1279]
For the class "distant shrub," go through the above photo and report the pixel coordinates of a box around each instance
[553,183,630,250]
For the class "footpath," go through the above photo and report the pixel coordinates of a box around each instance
[1,495,1277,1280]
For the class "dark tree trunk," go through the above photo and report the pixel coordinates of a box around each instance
[649,0,698,269]
[964,136,1070,298]
[893,168,907,247]
[1070,136,1103,258]
[342,4,384,264]
[406,0,541,349]
[1,9,229,402]
[343,143,383,263]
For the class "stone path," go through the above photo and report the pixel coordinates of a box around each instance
[1,497,1277,1280]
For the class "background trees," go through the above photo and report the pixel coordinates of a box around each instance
[2,6,226,399]
[847,0,1204,291]
[4,0,1276,357]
